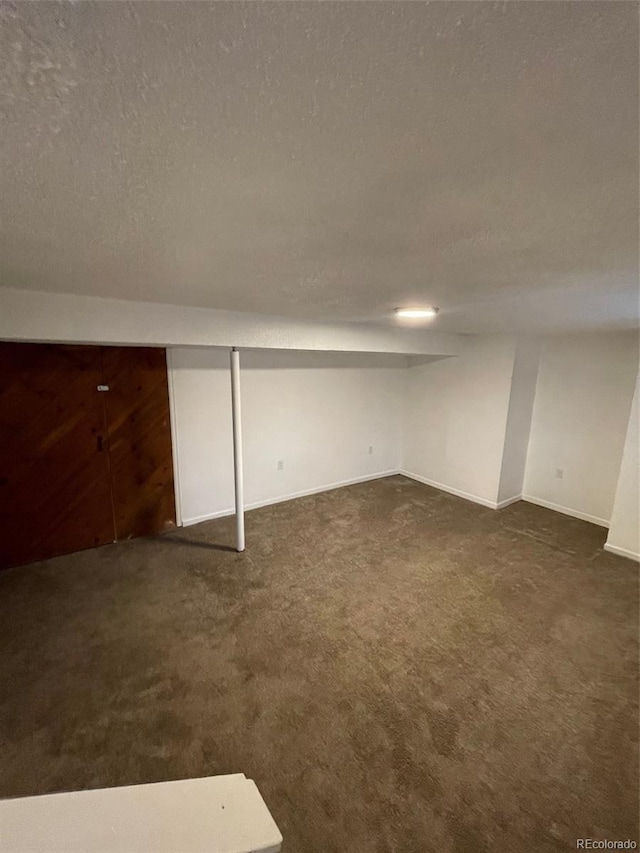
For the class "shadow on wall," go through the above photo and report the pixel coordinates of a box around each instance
[169,348,417,372]
[407,355,453,368]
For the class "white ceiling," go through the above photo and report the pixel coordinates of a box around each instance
[1,1,638,334]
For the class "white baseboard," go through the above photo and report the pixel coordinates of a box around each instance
[182,472,619,538]
[182,469,401,527]
[521,495,609,528]
[183,508,237,525]
[603,542,640,562]
[496,495,522,510]
[398,470,500,510]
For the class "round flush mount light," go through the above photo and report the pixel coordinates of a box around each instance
[394,307,439,319]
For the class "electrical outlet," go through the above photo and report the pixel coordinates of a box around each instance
[368,445,374,455]
[277,460,284,470]
[555,468,564,480]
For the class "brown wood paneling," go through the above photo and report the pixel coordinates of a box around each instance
[101,346,176,540]
[0,343,115,569]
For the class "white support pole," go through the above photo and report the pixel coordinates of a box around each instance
[230,347,245,552]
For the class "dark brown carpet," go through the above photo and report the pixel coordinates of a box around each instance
[0,476,638,852]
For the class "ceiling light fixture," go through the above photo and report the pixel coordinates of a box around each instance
[394,307,439,319]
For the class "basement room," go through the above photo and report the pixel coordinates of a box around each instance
[0,2,638,852]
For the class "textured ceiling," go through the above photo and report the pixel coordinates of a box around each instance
[1,1,638,333]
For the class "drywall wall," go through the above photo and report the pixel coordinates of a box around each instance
[523,331,639,526]
[0,287,460,357]
[169,348,406,525]
[401,335,517,507]
[497,338,541,505]
[605,373,640,560]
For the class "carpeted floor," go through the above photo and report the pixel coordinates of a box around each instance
[0,475,637,852]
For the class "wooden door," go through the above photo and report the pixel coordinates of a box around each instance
[0,344,115,569]
[101,347,176,539]
[0,343,176,569]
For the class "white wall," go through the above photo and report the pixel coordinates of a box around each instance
[605,373,640,560]
[401,335,518,507]
[523,331,639,526]
[5,286,633,535]
[0,287,460,357]
[169,348,407,525]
